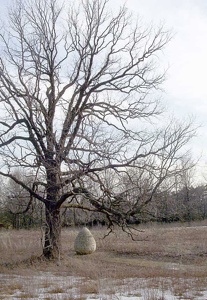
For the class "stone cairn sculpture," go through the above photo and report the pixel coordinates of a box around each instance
[74,227,96,255]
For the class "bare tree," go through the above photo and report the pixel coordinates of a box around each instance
[0,0,194,259]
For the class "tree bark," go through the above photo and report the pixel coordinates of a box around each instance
[42,154,62,259]
[43,203,61,259]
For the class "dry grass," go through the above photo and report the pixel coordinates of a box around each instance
[1,221,207,299]
[0,229,42,267]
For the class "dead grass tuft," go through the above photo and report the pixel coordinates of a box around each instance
[0,229,42,269]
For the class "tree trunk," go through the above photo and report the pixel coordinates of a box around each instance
[43,204,61,259]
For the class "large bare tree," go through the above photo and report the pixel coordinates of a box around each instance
[0,0,194,259]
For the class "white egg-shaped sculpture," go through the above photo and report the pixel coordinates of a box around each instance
[74,227,96,255]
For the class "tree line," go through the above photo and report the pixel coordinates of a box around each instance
[1,168,206,229]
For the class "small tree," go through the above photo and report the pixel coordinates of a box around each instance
[0,0,194,259]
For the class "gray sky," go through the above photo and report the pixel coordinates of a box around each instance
[1,0,207,181]
[121,0,207,182]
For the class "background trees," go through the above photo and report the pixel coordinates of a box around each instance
[3,170,44,229]
[0,0,194,259]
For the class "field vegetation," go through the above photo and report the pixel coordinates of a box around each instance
[1,222,207,299]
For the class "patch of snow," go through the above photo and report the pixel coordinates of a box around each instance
[1,272,207,299]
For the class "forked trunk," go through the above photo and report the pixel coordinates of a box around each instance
[43,204,61,259]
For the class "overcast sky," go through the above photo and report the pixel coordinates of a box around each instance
[1,0,207,182]
[120,0,207,182]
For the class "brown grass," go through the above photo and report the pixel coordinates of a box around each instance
[1,221,207,299]
[0,229,42,267]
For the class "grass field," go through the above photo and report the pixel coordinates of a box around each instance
[1,221,207,299]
